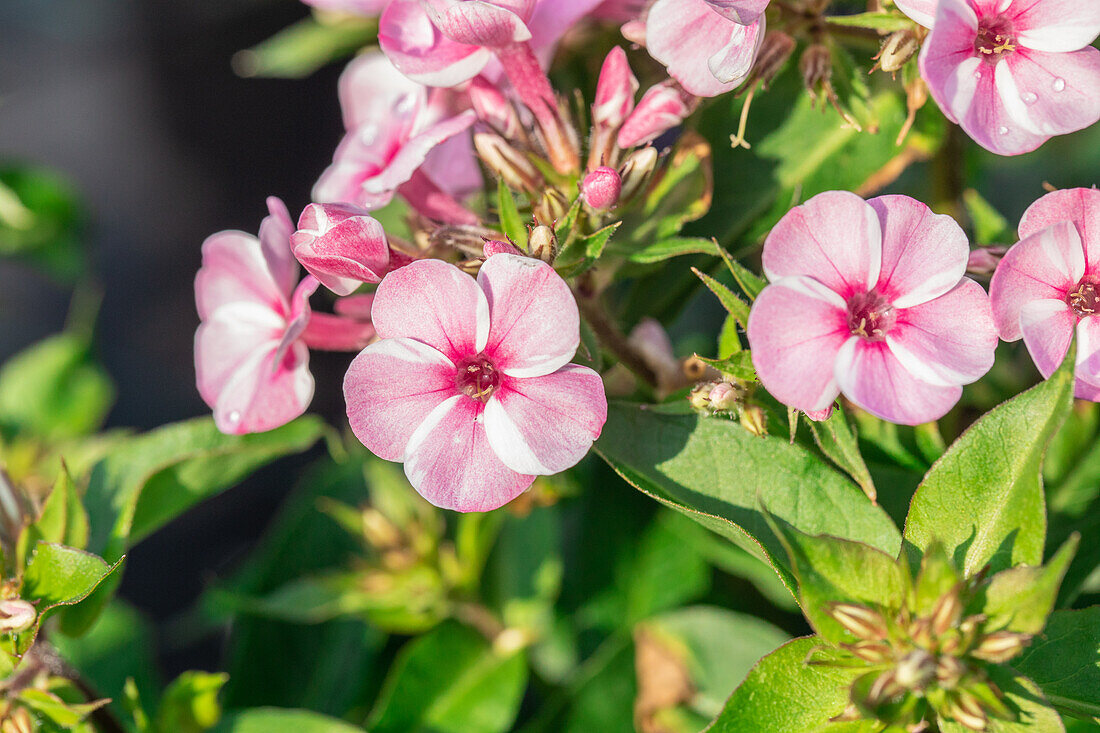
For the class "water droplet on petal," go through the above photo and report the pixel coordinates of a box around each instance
[973,69,983,79]
[997,125,1010,135]
[358,124,379,145]
[228,410,242,424]
[1053,77,1066,92]
[1021,91,1038,104]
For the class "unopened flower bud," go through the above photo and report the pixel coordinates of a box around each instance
[617,146,659,201]
[581,166,623,211]
[828,603,889,640]
[894,649,936,690]
[747,32,796,90]
[846,640,893,664]
[800,44,833,101]
[875,29,920,74]
[864,669,904,707]
[592,46,638,132]
[1,707,33,733]
[292,202,390,295]
[0,600,36,634]
[617,81,696,149]
[708,382,740,411]
[689,383,713,411]
[970,630,1030,663]
[474,133,544,193]
[483,239,523,258]
[739,404,768,437]
[936,654,967,688]
[946,692,989,731]
[804,406,834,421]
[966,246,1007,275]
[930,590,964,637]
[528,225,556,263]
[469,76,521,138]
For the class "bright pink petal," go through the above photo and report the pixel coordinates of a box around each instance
[421,0,533,47]
[703,0,769,25]
[343,337,458,461]
[887,278,997,387]
[403,396,535,511]
[989,220,1084,340]
[420,128,484,198]
[834,339,962,425]
[616,80,693,148]
[196,231,289,320]
[372,259,490,361]
[1019,298,1076,378]
[869,194,970,308]
[746,276,849,413]
[1011,0,1100,53]
[292,203,391,295]
[483,365,607,475]
[762,190,883,301]
[211,341,313,435]
[477,254,579,377]
[592,46,638,130]
[893,0,937,27]
[338,50,426,131]
[301,312,376,351]
[645,0,756,97]
[1019,188,1100,253]
[379,0,493,86]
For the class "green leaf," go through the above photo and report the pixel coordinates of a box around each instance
[22,542,120,611]
[19,464,90,568]
[938,667,1064,732]
[718,249,767,301]
[156,671,229,733]
[706,636,863,732]
[0,333,114,441]
[694,353,756,382]
[692,267,750,327]
[594,402,902,592]
[808,408,877,503]
[978,535,1077,635]
[1014,607,1100,720]
[825,12,914,32]
[963,188,1013,244]
[717,313,742,359]
[367,621,528,733]
[496,178,527,248]
[17,688,106,728]
[213,708,364,733]
[232,16,378,79]
[628,237,719,264]
[555,223,620,277]
[903,351,1075,577]
[768,520,906,644]
[0,166,84,281]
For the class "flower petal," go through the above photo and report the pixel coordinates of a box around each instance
[645,0,757,97]
[292,203,391,296]
[483,365,607,475]
[195,302,284,408]
[869,194,970,308]
[747,275,848,413]
[371,259,490,361]
[421,0,533,47]
[1019,188,1100,260]
[1075,315,1100,387]
[196,231,290,320]
[1019,298,1075,378]
[834,339,962,425]
[344,337,458,461]
[477,254,579,377]
[887,278,997,387]
[989,220,1083,340]
[708,16,765,85]
[703,0,770,25]
[379,0,493,87]
[996,47,1100,141]
[259,197,299,297]
[212,341,314,435]
[893,0,938,27]
[1012,0,1100,53]
[404,395,535,511]
[762,190,882,300]
[338,50,426,132]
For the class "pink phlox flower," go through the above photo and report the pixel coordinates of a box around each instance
[616,79,694,148]
[292,202,400,296]
[344,254,608,511]
[644,0,766,97]
[747,191,997,425]
[990,187,1100,399]
[914,0,1100,155]
[313,50,479,223]
[195,197,317,435]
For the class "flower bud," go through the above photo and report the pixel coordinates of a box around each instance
[936,654,966,688]
[292,203,391,296]
[469,76,521,138]
[966,246,1007,275]
[970,630,1030,663]
[875,29,920,74]
[474,133,544,193]
[617,81,695,149]
[828,603,889,640]
[846,640,893,664]
[532,190,569,227]
[592,47,638,132]
[946,692,989,731]
[803,406,833,421]
[528,225,556,263]
[893,649,936,690]
[739,404,768,437]
[800,44,833,101]
[581,166,622,211]
[689,383,713,412]
[929,586,964,636]
[708,382,740,411]
[483,239,524,258]
[617,146,659,201]
[1,708,33,733]
[0,599,36,634]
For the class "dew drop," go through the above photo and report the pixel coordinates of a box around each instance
[227,410,242,425]
[1053,77,1066,92]
[997,125,1009,135]
[973,69,983,79]
[1021,91,1038,105]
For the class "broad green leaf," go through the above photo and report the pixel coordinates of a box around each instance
[808,408,876,503]
[22,542,119,611]
[0,166,84,281]
[903,353,1075,576]
[825,12,914,31]
[156,671,229,733]
[19,464,90,567]
[496,178,526,248]
[1014,607,1100,720]
[978,535,1077,635]
[768,520,906,644]
[706,636,863,732]
[629,237,718,264]
[213,708,364,733]
[556,636,636,733]
[963,188,1012,244]
[0,333,113,441]
[695,353,756,382]
[595,403,901,591]
[232,16,378,79]
[692,267,750,326]
[938,667,1064,732]
[367,621,528,733]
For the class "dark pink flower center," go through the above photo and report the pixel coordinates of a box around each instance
[1067,281,1100,318]
[847,291,896,342]
[974,17,1016,62]
[456,355,501,401]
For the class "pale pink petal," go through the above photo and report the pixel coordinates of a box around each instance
[1012,0,1100,53]
[292,203,391,296]
[989,220,1084,340]
[483,240,523,256]
[338,50,426,131]
[403,396,535,511]
[420,128,484,198]
[371,259,490,361]
[893,0,937,27]
[312,122,403,205]
[477,254,579,377]
[1019,298,1076,378]
[196,232,289,320]
[210,340,313,435]
[343,337,458,461]
[645,0,754,97]
[259,197,299,297]
[746,276,849,413]
[302,0,390,15]
[1074,315,1100,387]
[1019,188,1100,255]
[483,365,607,474]
[379,0,493,86]
[616,80,693,148]
[708,16,765,85]
[703,0,769,25]
[195,303,285,407]
[762,190,883,301]
[886,278,997,387]
[397,169,480,225]
[869,194,970,308]
[1074,378,1100,401]
[421,0,533,47]
[527,0,606,61]
[834,339,963,425]
[995,47,1100,142]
